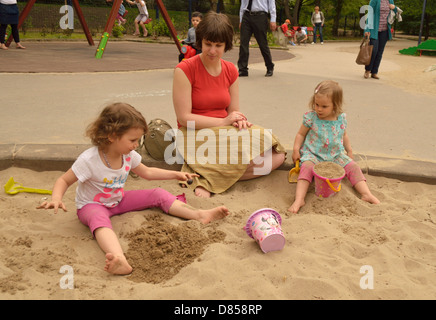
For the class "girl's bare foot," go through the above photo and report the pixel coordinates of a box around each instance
[194,186,211,198]
[16,43,25,49]
[104,253,132,275]
[361,193,380,205]
[288,199,305,214]
[1,44,8,50]
[197,206,230,224]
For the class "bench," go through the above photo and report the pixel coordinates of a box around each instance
[419,49,436,56]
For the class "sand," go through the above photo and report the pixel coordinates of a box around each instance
[1,166,435,300]
[1,38,435,300]
[313,162,346,179]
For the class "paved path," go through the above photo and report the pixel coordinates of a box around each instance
[1,39,435,182]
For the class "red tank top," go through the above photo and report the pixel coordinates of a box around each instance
[176,55,238,126]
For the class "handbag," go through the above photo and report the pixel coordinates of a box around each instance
[141,118,175,161]
[356,36,373,65]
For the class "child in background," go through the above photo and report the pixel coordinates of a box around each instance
[280,19,295,46]
[179,11,203,62]
[288,80,380,213]
[106,0,128,25]
[37,103,230,275]
[294,27,307,45]
[126,0,149,36]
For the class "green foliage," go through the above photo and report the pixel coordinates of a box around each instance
[395,0,436,38]
[112,24,125,38]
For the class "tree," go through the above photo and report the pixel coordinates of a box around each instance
[331,0,344,36]
[281,0,307,25]
[396,0,436,40]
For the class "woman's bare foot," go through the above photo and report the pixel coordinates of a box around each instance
[288,199,305,214]
[104,253,132,275]
[16,43,25,49]
[0,43,8,50]
[197,206,230,224]
[194,186,211,198]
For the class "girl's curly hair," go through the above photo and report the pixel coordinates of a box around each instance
[86,102,148,148]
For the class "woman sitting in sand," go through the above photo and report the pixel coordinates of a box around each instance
[37,103,229,275]
[172,12,286,198]
[288,80,380,213]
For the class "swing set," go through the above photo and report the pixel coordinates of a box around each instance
[5,0,181,59]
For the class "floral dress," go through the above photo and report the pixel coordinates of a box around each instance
[300,111,352,167]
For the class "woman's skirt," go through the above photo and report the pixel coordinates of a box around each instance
[0,4,19,25]
[176,125,286,194]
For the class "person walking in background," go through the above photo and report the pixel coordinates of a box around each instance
[311,6,324,44]
[238,0,276,77]
[0,0,25,50]
[364,0,397,79]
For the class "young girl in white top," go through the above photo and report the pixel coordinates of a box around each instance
[38,102,229,275]
[288,81,380,213]
[126,0,149,36]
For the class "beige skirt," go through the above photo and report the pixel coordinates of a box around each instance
[176,125,286,194]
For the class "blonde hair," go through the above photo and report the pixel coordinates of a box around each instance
[86,102,148,148]
[309,80,343,116]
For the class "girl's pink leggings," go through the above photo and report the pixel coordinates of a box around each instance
[298,161,366,186]
[77,188,177,236]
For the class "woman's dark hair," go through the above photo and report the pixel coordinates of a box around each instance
[195,11,234,52]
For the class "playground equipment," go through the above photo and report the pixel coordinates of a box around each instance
[9,0,182,59]
[96,0,181,59]
[5,0,94,47]
[399,39,436,57]
[180,44,197,60]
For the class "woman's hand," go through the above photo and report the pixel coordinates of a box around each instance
[225,111,247,125]
[389,4,395,10]
[225,111,252,130]
[232,119,252,130]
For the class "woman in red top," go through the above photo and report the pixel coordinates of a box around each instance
[173,12,285,198]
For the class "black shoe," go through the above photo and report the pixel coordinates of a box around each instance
[239,71,248,77]
[265,69,274,77]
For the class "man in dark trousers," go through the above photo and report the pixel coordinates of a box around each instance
[238,0,276,77]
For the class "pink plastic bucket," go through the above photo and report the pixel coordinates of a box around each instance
[244,208,285,253]
[313,162,345,198]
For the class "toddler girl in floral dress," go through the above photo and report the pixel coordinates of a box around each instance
[288,80,380,213]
